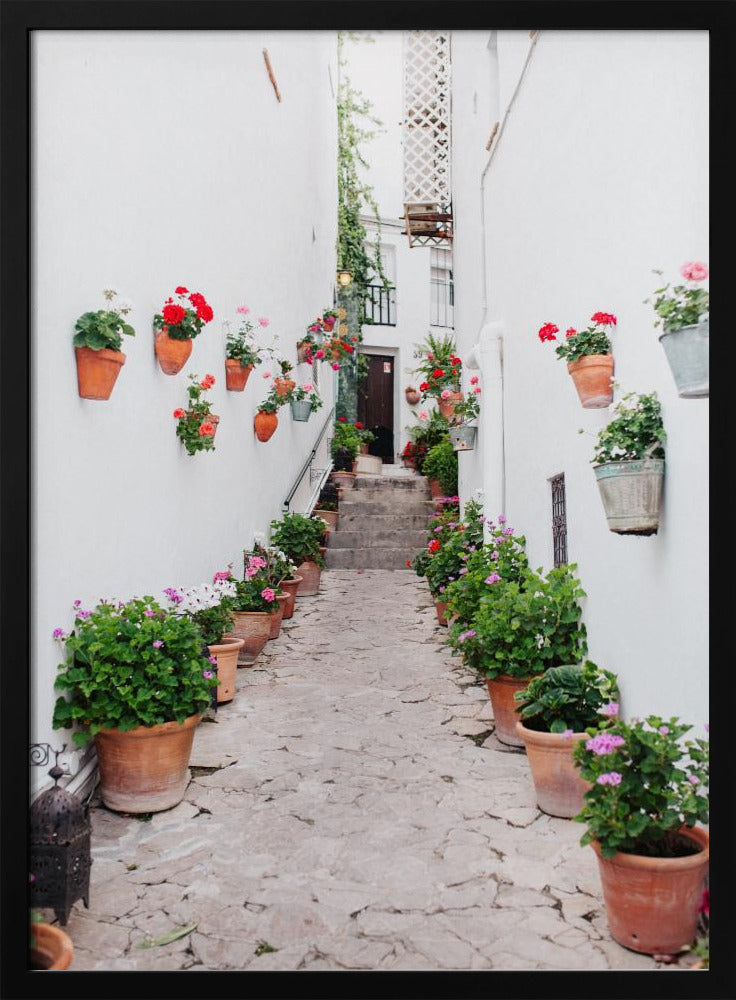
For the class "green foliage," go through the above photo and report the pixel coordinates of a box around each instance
[269,513,325,568]
[592,391,666,464]
[554,323,613,363]
[514,661,620,734]
[404,409,451,475]
[52,598,217,746]
[573,716,709,858]
[412,332,462,398]
[451,392,480,425]
[418,499,485,597]
[187,599,234,646]
[249,542,298,589]
[422,440,458,496]
[646,269,709,333]
[331,420,363,461]
[73,289,135,351]
[284,382,323,413]
[258,384,289,415]
[224,316,263,367]
[444,519,529,627]
[174,374,218,456]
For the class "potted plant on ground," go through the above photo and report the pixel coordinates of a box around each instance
[646,261,709,398]
[223,306,266,390]
[254,381,286,442]
[73,288,135,400]
[413,332,464,420]
[285,381,323,422]
[538,311,617,408]
[224,559,281,665]
[52,596,217,813]
[412,499,485,625]
[448,381,481,450]
[153,285,214,375]
[354,421,376,454]
[573,716,709,955]
[404,409,450,475]
[314,480,340,531]
[247,542,298,639]
[591,390,666,535]
[330,418,362,487]
[173,373,219,454]
[167,574,242,704]
[513,661,620,817]
[30,910,74,970]
[269,512,326,596]
[421,439,458,499]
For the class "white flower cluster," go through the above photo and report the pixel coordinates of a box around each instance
[170,580,236,615]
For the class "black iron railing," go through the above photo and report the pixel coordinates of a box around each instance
[364,284,397,326]
[283,405,335,512]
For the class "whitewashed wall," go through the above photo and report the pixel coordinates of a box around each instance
[32,30,338,782]
[451,30,709,726]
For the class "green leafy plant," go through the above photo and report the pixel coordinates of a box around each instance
[247,541,298,590]
[645,262,709,332]
[331,418,363,470]
[413,332,462,399]
[223,560,280,613]
[284,380,323,413]
[258,382,288,415]
[592,391,666,464]
[573,716,709,858]
[514,661,620,734]
[451,387,481,425]
[173,373,218,455]
[73,288,135,351]
[224,307,266,368]
[538,312,617,363]
[52,597,217,746]
[269,513,325,568]
[414,499,485,597]
[403,409,450,474]
[153,286,214,341]
[422,439,458,496]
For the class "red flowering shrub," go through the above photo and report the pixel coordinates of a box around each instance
[154,287,214,341]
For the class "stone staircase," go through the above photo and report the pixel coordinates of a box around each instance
[325,473,433,570]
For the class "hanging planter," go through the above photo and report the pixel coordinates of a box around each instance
[73,288,135,400]
[593,458,665,535]
[538,312,617,408]
[224,306,266,388]
[155,328,193,375]
[567,354,615,408]
[173,374,219,455]
[405,386,421,406]
[254,409,278,442]
[75,347,127,400]
[449,425,477,451]
[225,360,253,391]
[648,261,709,398]
[153,286,214,375]
[290,398,312,422]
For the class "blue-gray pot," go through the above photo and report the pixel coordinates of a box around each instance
[593,459,665,536]
[658,318,708,398]
[290,399,313,422]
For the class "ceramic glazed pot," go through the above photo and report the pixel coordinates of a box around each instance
[94,713,202,813]
[405,388,421,406]
[274,377,296,397]
[567,354,614,408]
[207,636,244,704]
[30,923,74,970]
[268,593,289,639]
[591,825,709,955]
[314,508,338,530]
[593,459,665,536]
[486,675,533,747]
[516,721,591,817]
[435,600,448,626]
[154,328,192,375]
[75,346,126,400]
[331,470,356,490]
[254,410,278,442]
[225,360,253,391]
[296,559,322,596]
[658,319,709,398]
[438,391,464,420]
[230,611,271,665]
[280,576,302,619]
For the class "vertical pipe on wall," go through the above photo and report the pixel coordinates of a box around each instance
[478,322,505,532]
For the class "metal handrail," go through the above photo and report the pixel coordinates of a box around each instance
[283,405,335,511]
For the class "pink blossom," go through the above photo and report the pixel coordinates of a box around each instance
[473,386,482,394]
[262,370,272,379]
[596,772,622,786]
[497,515,506,524]
[261,587,276,602]
[302,383,314,393]
[144,610,157,618]
[152,640,164,649]
[332,362,340,370]
[470,375,479,386]
[52,628,67,640]
[688,775,700,785]
[485,573,501,585]
[249,556,267,570]
[680,261,708,282]
[244,567,258,580]
[440,389,451,400]
[208,655,217,665]
[458,630,476,642]
[77,609,91,619]
[258,317,270,327]
[585,733,625,755]
[659,726,670,735]
[491,550,499,560]
[599,702,619,717]
[315,349,325,359]
[561,729,574,740]
[237,305,251,314]
[203,670,214,679]
[418,410,428,420]
[73,599,82,607]
[213,570,231,582]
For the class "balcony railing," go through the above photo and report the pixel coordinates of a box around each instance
[364,284,397,326]
[430,278,454,328]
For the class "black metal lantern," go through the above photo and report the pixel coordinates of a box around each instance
[30,760,92,925]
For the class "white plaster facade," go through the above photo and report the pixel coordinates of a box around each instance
[32,30,338,786]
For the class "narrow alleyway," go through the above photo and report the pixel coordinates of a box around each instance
[64,570,657,972]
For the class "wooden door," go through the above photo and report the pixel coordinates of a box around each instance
[357,354,395,463]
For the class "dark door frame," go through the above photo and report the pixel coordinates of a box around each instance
[357,347,398,463]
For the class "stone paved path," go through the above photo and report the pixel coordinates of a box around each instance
[64,570,658,971]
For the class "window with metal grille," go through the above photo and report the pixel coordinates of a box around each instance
[364,243,397,326]
[430,247,454,327]
[550,474,568,568]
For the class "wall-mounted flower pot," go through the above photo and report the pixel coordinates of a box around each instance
[290,398,312,422]
[296,341,313,363]
[254,411,278,442]
[94,713,202,813]
[567,354,614,408]
[591,824,709,955]
[486,675,533,747]
[225,360,253,391]
[202,413,220,440]
[593,458,665,536]
[516,721,591,817]
[331,470,356,490]
[30,922,74,970]
[659,318,709,398]
[75,346,126,400]
[449,425,477,451]
[405,388,421,406]
[274,377,296,397]
[279,576,302,619]
[208,636,244,703]
[296,559,321,596]
[230,611,271,665]
[154,327,192,375]
[438,391,464,420]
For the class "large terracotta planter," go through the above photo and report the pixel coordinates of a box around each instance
[567,354,614,408]
[94,713,202,813]
[207,636,244,704]
[154,328,192,375]
[254,410,278,442]
[438,391,464,420]
[331,470,356,490]
[591,825,709,955]
[30,923,74,970]
[486,674,533,747]
[296,559,322,596]
[516,721,591,817]
[593,459,665,536]
[268,593,289,639]
[427,477,443,499]
[75,346,126,400]
[230,611,271,665]
[435,599,448,626]
[274,377,296,397]
[280,576,302,619]
[225,360,253,391]
[314,508,338,530]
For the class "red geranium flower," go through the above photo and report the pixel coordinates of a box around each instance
[405,560,412,567]
[175,286,189,295]
[199,422,215,437]
[432,369,445,379]
[338,416,347,422]
[565,328,577,338]
[590,312,617,326]
[355,422,363,429]
[173,408,186,419]
[196,304,214,323]
[199,374,216,389]
[419,382,429,392]
[538,322,559,342]
[162,303,187,326]
[428,539,440,553]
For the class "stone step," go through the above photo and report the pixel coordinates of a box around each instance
[353,475,430,494]
[325,547,423,570]
[338,512,432,531]
[340,498,436,515]
[328,529,429,550]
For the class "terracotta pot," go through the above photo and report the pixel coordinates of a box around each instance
[435,600,448,626]
[331,470,356,490]
[516,721,591,817]
[402,456,416,470]
[268,593,289,639]
[405,389,421,406]
[94,713,202,813]
[280,576,302,619]
[75,346,126,400]
[274,377,296,397]
[154,327,193,375]
[591,825,709,955]
[296,559,322,596]
[225,360,253,391]
[438,391,464,420]
[486,674,533,747]
[314,508,338,530]
[30,922,74,970]
[230,611,271,665]
[360,443,370,454]
[428,477,443,499]
[254,410,278,442]
[207,636,244,704]
[567,354,615,408]
[296,341,313,363]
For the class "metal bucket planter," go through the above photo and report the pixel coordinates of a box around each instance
[593,459,665,536]
[658,318,709,398]
[290,398,313,422]
[449,425,477,451]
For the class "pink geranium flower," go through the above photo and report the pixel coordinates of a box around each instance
[680,261,708,282]
[237,305,250,314]
[469,376,479,385]
[261,587,276,602]
[258,317,270,327]
[440,389,451,400]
